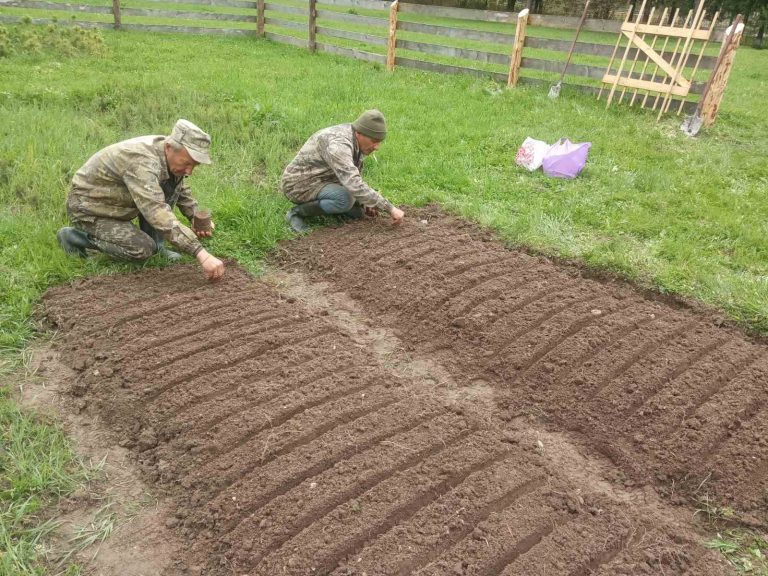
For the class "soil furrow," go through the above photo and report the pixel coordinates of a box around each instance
[201,394,404,498]
[393,476,545,575]
[257,440,513,575]
[142,322,330,401]
[218,410,452,538]
[233,427,477,567]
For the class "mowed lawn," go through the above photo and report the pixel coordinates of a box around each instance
[0,25,766,574]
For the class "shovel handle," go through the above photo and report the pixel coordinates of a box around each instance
[559,0,591,83]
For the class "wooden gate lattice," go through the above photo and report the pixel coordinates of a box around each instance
[598,0,718,120]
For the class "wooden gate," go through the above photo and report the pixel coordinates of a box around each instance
[598,0,719,119]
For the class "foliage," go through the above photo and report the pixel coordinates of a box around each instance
[707,530,768,574]
[0,387,89,574]
[0,21,104,59]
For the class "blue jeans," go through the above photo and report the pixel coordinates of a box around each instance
[317,184,362,218]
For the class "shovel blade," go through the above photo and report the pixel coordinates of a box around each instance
[680,113,704,137]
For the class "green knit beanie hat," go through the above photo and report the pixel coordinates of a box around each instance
[352,109,387,141]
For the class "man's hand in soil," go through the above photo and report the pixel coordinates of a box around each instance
[193,220,215,238]
[390,206,405,224]
[197,249,225,281]
[365,206,379,218]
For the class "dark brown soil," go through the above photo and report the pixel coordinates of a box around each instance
[39,206,766,575]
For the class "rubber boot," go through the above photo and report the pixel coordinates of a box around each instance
[56,227,94,258]
[139,214,182,262]
[340,203,364,221]
[285,200,325,233]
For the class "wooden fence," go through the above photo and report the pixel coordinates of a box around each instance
[0,0,734,113]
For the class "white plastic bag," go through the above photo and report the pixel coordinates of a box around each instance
[515,137,550,171]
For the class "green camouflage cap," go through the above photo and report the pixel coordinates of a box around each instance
[352,109,387,141]
[169,119,212,165]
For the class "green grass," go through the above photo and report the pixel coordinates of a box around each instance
[0,21,766,573]
[0,386,90,574]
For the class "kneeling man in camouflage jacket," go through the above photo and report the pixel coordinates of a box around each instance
[57,119,225,281]
[280,109,405,233]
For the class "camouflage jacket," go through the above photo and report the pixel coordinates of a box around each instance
[67,136,202,256]
[280,124,393,211]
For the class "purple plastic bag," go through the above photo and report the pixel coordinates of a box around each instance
[542,138,592,179]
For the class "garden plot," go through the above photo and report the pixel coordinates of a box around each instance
[37,208,767,575]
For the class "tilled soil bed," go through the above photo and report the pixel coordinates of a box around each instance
[38,207,767,575]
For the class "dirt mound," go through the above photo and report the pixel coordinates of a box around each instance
[37,207,763,574]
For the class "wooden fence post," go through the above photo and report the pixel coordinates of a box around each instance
[257,0,265,37]
[386,0,399,71]
[112,0,121,29]
[507,8,528,87]
[700,17,743,127]
[308,0,317,52]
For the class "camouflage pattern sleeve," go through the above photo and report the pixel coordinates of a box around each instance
[175,179,198,223]
[122,160,202,256]
[321,136,393,212]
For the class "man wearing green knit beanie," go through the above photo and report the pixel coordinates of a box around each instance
[280,109,405,233]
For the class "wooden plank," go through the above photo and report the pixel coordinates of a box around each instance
[386,0,398,71]
[700,21,743,126]
[624,21,713,41]
[397,20,513,44]
[256,0,263,35]
[521,57,704,92]
[317,0,388,12]
[642,7,681,109]
[606,0,646,107]
[602,74,690,96]
[265,3,305,15]
[112,0,120,29]
[265,16,304,30]
[265,30,306,46]
[396,55,507,82]
[624,29,690,87]
[122,22,253,33]
[0,1,112,15]
[308,0,316,51]
[597,2,633,101]
[398,38,508,65]
[316,8,387,27]
[316,25,387,45]
[139,0,256,9]
[677,10,718,113]
[523,35,716,69]
[316,41,386,63]
[658,1,705,117]
[398,3,516,23]
[121,7,256,21]
[530,13,619,33]
[507,7,526,86]
[0,14,112,26]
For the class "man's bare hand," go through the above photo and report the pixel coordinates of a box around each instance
[196,248,225,281]
[193,220,215,238]
[390,206,405,224]
[365,206,379,218]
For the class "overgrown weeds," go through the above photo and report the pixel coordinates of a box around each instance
[0,20,103,59]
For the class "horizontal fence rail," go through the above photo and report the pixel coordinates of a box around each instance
[0,0,736,116]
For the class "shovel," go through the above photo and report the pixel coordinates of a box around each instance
[549,0,591,99]
[681,14,743,136]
